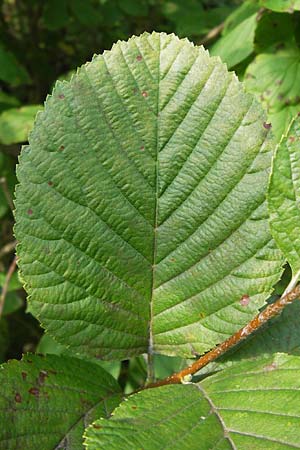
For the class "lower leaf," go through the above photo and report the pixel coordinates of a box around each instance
[84,354,300,449]
[0,354,122,449]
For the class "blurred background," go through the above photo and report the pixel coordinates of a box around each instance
[0,0,300,391]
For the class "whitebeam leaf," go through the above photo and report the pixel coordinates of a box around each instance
[15,32,283,360]
[85,354,300,450]
[268,115,300,275]
[0,354,121,449]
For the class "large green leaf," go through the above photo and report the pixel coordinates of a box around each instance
[211,13,257,68]
[268,115,300,275]
[85,354,300,449]
[245,45,300,140]
[0,353,121,449]
[15,32,283,360]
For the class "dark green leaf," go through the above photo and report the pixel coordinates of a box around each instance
[0,354,122,449]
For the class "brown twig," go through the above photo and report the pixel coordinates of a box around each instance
[0,241,16,259]
[0,177,14,211]
[145,284,300,390]
[0,256,17,317]
[200,22,224,45]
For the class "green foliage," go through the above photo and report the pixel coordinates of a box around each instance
[85,354,300,449]
[0,353,122,449]
[15,32,282,361]
[0,105,42,145]
[0,44,30,87]
[211,12,257,68]
[259,0,300,12]
[213,3,300,140]
[268,116,300,275]
[2,3,300,448]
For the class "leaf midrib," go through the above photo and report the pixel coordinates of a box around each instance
[148,33,161,357]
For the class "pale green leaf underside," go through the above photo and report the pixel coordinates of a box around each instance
[85,354,300,450]
[269,116,300,275]
[15,32,283,360]
[0,354,121,450]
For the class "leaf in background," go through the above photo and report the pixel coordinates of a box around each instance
[69,0,102,27]
[0,45,30,87]
[0,105,42,145]
[36,333,121,380]
[259,0,300,12]
[85,354,300,449]
[268,115,300,275]
[0,354,122,450]
[211,13,258,68]
[42,0,69,30]
[0,271,23,316]
[117,0,149,17]
[245,46,300,140]
[161,0,205,37]
[0,153,17,217]
[15,32,283,361]
[0,271,22,292]
[254,11,296,53]
[222,0,260,35]
[0,318,9,362]
[36,333,66,355]
[0,91,20,113]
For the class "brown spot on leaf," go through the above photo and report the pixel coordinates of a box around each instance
[59,145,65,151]
[58,94,65,99]
[131,405,137,410]
[28,387,40,397]
[140,145,145,151]
[15,393,22,403]
[48,181,53,186]
[263,122,272,130]
[142,91,148,98]
[240,294,250,307]
[136,55,142,61]
[93,424,102,429]
[264,362,277,372]
[275,79,283,85]
[289,136,295,143]
[38,370,48,385]
[21,371,27,380]
[27,209,33,216]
